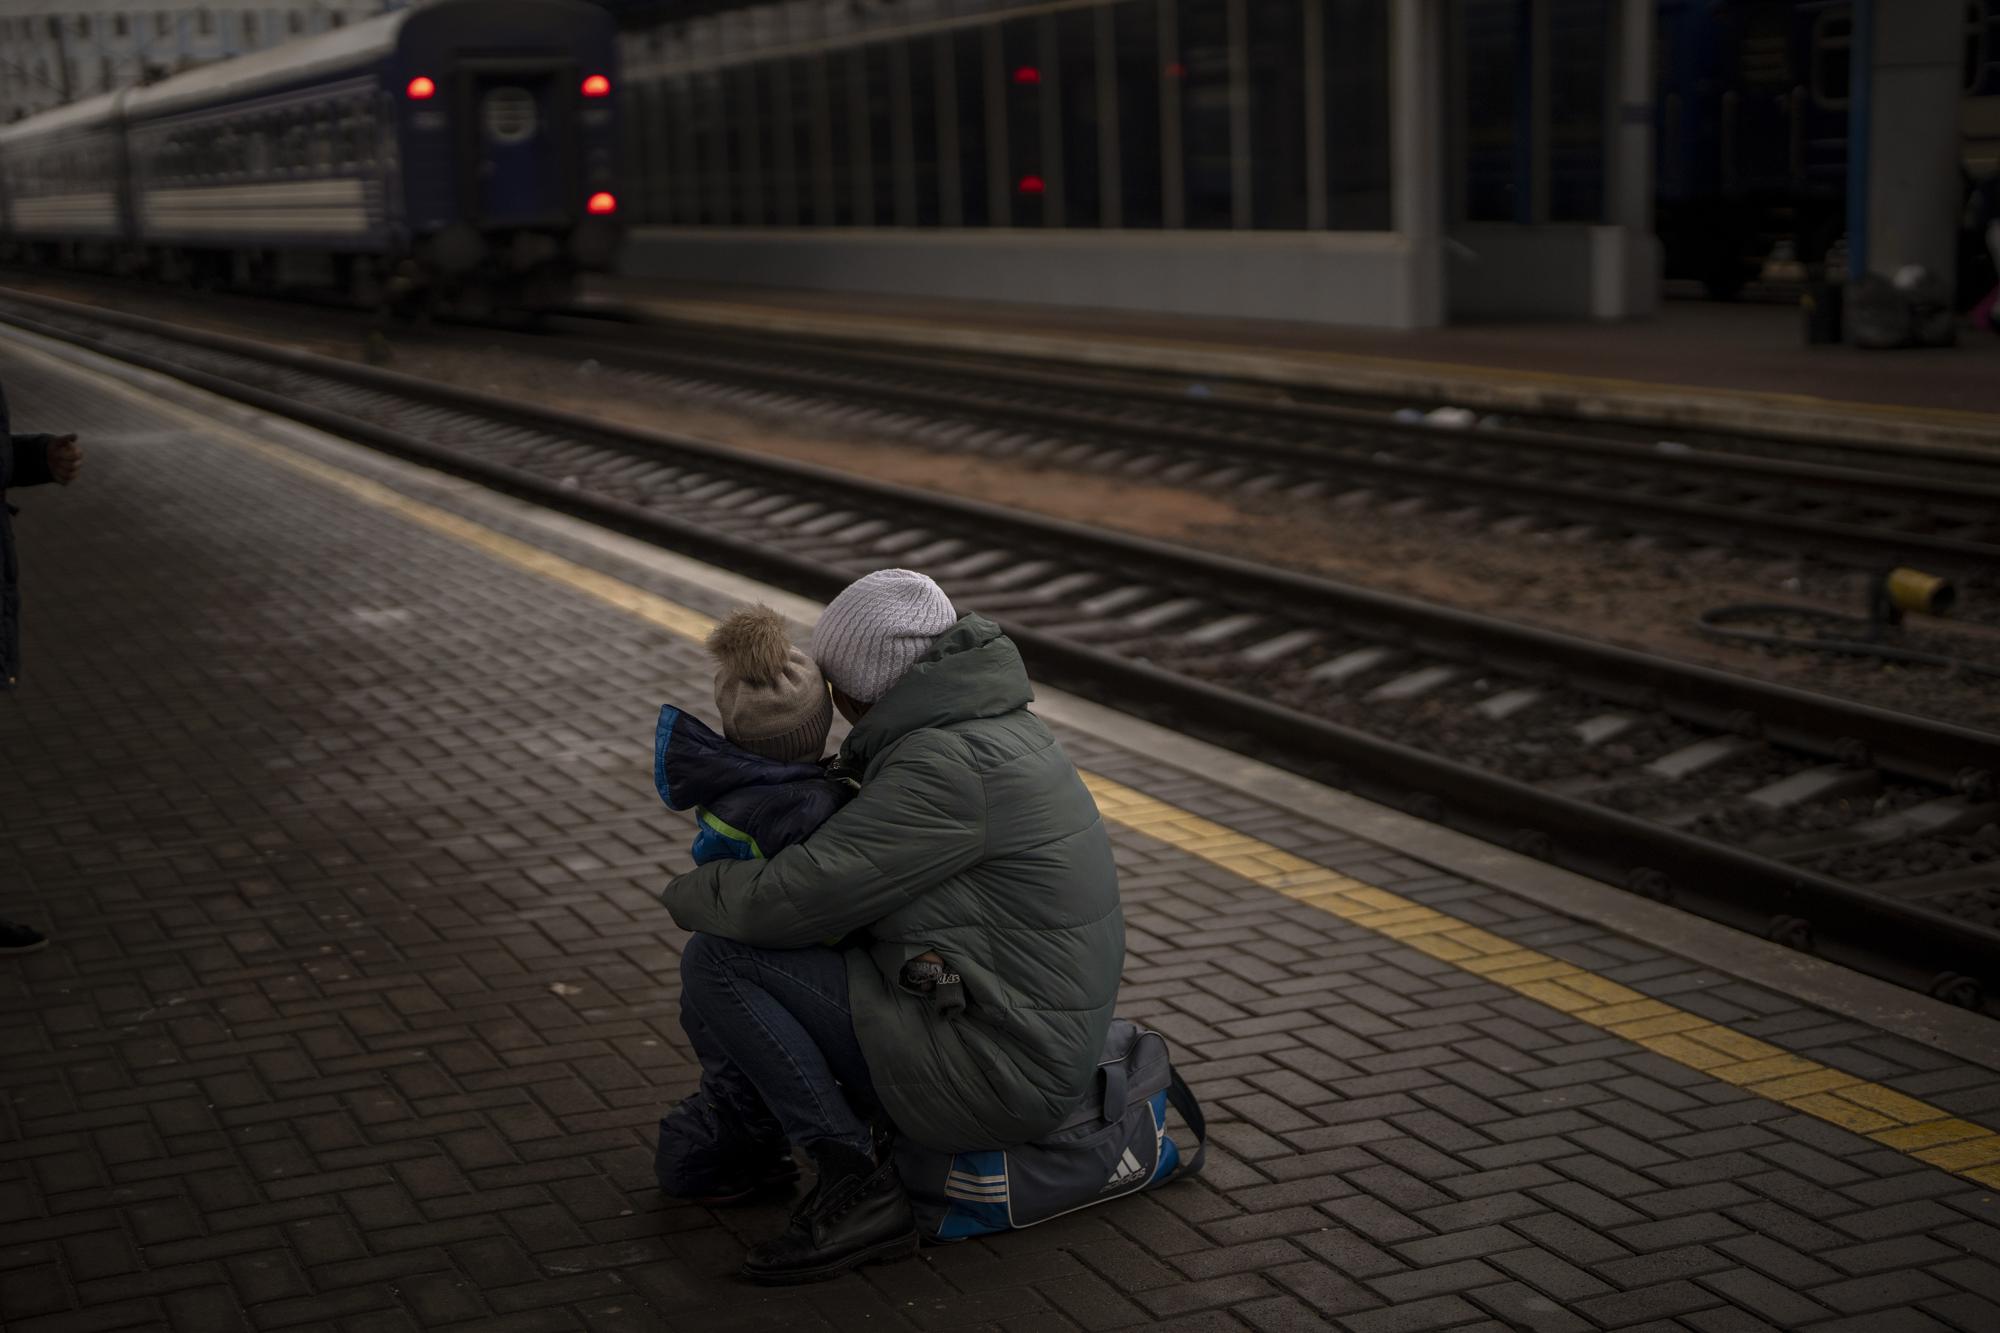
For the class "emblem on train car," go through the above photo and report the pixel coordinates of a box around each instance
[483,88,539,145]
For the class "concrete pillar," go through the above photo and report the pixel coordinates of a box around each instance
[1604,0,1659,317]
[1862,0,1962,288]
[1391,0,1446,328]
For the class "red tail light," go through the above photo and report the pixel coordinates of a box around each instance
[1018,175,1046,196]
[1011,66,1040,86]
[406,75,436,100]
[586,191,618,216]
[581,73,612,98]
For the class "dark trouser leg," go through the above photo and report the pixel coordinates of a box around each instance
[678,991,785,1145]
[677,933,877,1158]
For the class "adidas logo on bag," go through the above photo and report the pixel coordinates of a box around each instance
[1101,1148,1146,1193]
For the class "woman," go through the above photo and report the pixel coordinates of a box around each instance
[658,570,1124,1285]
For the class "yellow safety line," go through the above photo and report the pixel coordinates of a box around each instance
[80,349,2000,1193]
[1082,774,2000,1190]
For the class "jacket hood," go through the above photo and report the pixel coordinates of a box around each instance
[840,615,1033,768]
[654,705,827,811]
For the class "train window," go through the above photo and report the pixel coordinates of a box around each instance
[289,12,302,35]
[196,9,212,37]
[1324,0,1390,230]
[115,15,128,37]
[1002,18,1045,226]
[332,13,345,28]
[1057,7,1103,229]
[1247,0,1308,230]
[351,111,376,171]
[1112,0,1164,228]
[907,39,943,227]
[1812,9,1853,109]
[866,44,899,226]
[950,28,991,227]
[1177,0,1235,229]
[77,15,91,38]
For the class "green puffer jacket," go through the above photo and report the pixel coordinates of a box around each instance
[661,614,1125,1152]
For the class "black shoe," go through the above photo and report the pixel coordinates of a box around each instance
[741,1157,918,1285]
[0,921,47,955]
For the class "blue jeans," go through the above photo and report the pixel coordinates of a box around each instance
[678,933,878,1158]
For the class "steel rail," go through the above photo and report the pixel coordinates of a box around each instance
[511,318,2000,570]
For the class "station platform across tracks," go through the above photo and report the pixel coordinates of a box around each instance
[3,329,1999,1333]
[587,274,2000,456]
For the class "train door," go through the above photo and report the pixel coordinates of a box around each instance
[459,63,571,227]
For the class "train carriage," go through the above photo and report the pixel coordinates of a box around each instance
[0,0,621,314]
[0,92,132,265]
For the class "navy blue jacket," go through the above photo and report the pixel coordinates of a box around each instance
[653,705,854,863]
[1,377,57,687]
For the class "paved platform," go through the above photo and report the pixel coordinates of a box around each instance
[586,275,2000,454]
[4,325,2000,1333]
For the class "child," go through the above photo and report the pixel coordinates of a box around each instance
[653,605,857,1204]
[653,605,856,865]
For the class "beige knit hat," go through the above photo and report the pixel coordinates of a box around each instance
[707,606,833,764]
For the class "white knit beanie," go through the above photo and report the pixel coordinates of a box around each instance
[810,570,959,704]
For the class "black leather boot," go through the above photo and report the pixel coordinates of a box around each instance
[741,1155,918,1285]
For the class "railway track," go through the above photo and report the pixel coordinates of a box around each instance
[3,288,1998,1016]
[502,310,2000,575]
[11,271,2000,571]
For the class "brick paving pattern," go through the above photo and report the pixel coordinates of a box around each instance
[2,345,1999,1333]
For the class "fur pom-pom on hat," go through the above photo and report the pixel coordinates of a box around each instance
[707,607,796,685]
[707,606,833,764]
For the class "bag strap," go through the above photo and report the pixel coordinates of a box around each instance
[1101,1061,1129,1123]
[1165,1066,1207,1178]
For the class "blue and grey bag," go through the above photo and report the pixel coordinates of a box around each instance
[893,1019,1207,1240]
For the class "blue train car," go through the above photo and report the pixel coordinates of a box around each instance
[0,0,621,314]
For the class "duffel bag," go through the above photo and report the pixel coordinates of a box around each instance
[893,1018,1206,1240]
